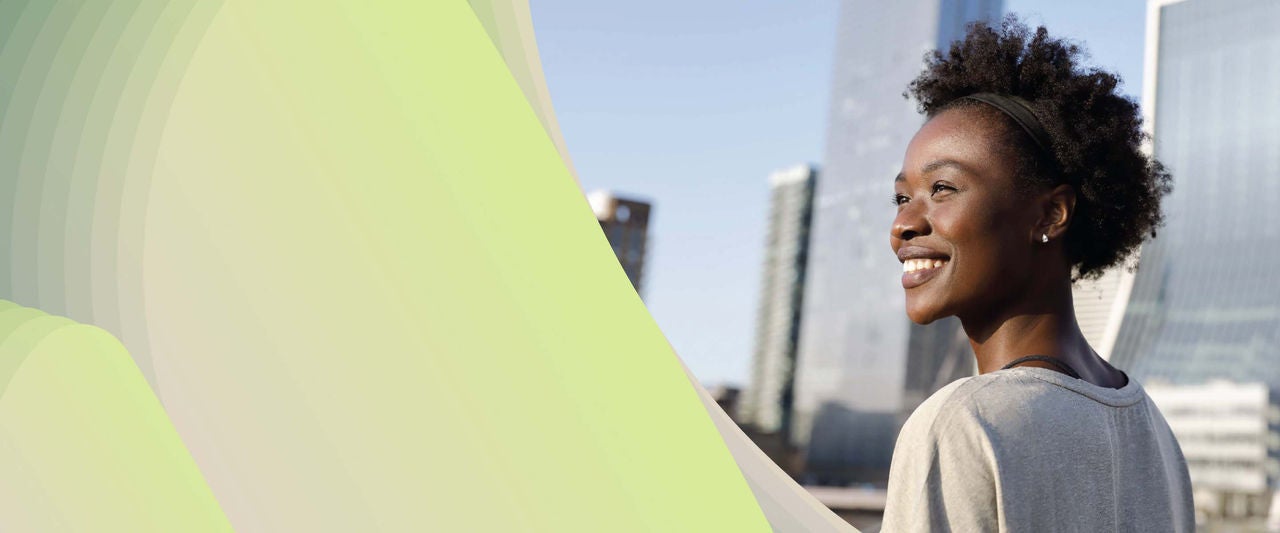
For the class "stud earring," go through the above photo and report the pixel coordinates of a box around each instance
[1041,233,1049,243]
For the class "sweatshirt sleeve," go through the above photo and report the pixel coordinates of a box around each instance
[881,381,998,532]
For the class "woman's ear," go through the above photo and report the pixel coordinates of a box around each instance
[1037,184,1076,242]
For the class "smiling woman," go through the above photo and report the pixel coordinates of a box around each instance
[880,15,1193,532]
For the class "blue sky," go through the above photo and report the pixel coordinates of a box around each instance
[532,1,1147,386]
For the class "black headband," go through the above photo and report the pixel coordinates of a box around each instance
[961,93,1053,156]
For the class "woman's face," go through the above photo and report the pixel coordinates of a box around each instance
[890,107,1042,325]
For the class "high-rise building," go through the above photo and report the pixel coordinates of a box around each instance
[741,164,818,439]
[1109,0,1280,390]
[791,0,1001,485]
[587,191,652,298]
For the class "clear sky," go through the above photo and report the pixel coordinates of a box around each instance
[532,1,1147,387]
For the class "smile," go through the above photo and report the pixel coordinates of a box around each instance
[900,258,948,289]
[902,258,947,273]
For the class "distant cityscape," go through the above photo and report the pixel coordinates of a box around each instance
[589,0,1280,530]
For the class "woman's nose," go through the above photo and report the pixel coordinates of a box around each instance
[892,200,929,241]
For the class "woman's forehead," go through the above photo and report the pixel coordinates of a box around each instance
[902,108,1008,179]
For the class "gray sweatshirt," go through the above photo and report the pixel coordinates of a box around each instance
[881,366,1195,532]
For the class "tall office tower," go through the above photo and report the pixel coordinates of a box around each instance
[741,164,818,439]
[791,0,1001,484]
[1109,0,1280,389]
[587,190,652,298]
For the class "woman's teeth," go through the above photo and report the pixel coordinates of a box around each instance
[903,258,947,273]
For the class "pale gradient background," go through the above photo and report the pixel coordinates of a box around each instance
[0,1,798,530]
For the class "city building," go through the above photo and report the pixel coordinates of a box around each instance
[1145,381,1280,521]
[790,0,1002,484]
[587,190,652,298]
[740,164,818,440]
[1072,267,1135,361]
[1109,0,1280,390]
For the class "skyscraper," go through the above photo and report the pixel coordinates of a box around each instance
[588,190,652,298]
[791,0,1001,484]
[1109,0,1280,389]
[741,164,818,439]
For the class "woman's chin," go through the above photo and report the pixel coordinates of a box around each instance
[905,301,947,325]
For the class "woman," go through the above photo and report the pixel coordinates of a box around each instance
[880,17,1194,532]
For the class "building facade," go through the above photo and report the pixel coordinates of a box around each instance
[587,190,652,298]
[1072,267,1136,361]
[741,164,818,438]
[1110,0,1280,390]
[790,0,1001,484]
[1145,381,1280,521]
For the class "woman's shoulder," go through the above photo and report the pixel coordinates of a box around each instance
[899,372,1016,438]
[899,368,1107,443]
[901,367,1159,453]
[901,377,976,434]
[885,376,1006,530]
[895,373,997,440]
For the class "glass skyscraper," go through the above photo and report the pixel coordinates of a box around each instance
[791,0,1001,484]
[1110,0,1280,389]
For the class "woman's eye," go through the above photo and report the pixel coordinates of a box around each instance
[892,193,909,206]
[930,183,955,195]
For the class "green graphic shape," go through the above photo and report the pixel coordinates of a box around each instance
[0,0,782,530]
[0,303,229,531]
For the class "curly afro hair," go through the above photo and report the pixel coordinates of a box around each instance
[904,15,1171,281]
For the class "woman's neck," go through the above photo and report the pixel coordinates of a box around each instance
[960,277,1126,388]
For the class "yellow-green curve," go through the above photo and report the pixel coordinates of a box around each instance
[0,303,230,531]
[0,0,785,531]
[467,2,858,531]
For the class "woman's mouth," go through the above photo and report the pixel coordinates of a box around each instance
[901,258,948,289]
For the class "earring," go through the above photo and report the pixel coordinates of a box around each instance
[1041,233,1049,243]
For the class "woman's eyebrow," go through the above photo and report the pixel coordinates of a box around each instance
[920,158,973,175]
[896,159,973,184]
